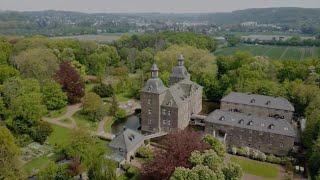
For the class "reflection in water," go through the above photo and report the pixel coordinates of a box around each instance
[111,114,140,134]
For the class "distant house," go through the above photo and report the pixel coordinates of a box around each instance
[108,128,145,164]
[140,55,203,134]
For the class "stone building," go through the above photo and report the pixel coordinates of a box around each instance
[140,55,202,134]
[221,92,295,123]
[108,128,145,164]
[204,110,296,156]
[204,92,297,156]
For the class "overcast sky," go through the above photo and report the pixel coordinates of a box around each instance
[1,0,319,13]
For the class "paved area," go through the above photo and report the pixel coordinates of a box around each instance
[42,103,81,129]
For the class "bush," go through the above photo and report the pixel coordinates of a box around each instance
[114,108,126,122]
[29,121,53,144]
[136,146,153,160]
[231,147,237,155]
[92,83,114,98]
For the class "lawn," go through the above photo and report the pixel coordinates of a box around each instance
[72,111,98,131]
[47,124,72,147]
[230,155,279,178]
[46,107,67,118]
[104,116,115,133]
[215,44,320,60]
[23,156,53,175]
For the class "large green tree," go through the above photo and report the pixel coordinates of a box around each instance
[11,48,59,81]
[0,126,24,179]
[42,81,68,110]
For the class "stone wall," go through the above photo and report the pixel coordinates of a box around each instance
[141,91,166,134]
[205,121,295,156]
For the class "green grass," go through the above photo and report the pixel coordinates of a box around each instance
[48,124,72,146]
[46,107,67,118]
[23,156,52,175]
[230,156,279,178]
[72,111,98,131]
[215,44,320,60]
[104,116,115,133]
[60,118,73,124]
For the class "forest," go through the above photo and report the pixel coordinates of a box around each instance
[0,31,320,179]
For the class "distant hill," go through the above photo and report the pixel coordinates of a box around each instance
[0,7,319,36]
[207,7,320,26]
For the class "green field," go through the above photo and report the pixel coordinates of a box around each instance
[47,125,72,146]
[230,156,279,178]
[215,44,320,60]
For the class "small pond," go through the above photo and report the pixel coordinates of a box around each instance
[110,101,219,134]
[111,114,141,134]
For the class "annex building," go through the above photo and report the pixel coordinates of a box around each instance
[205,92,297,156]
[140,54,203,134]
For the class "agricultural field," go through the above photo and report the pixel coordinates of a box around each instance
[215,44,320,60]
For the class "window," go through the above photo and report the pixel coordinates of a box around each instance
[280,143,284,148]
[248,137,252,141]
[148,109,152,115]
[168,110,171,116]
[162,109,166,115]
[163,120,167,125]
[148,119,152,125]
[147,98,151,105]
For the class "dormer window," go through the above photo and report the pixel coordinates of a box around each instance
[128,134,135,141]
[219,116,225,121]
[248,120,253,126]
[250,98,255,103]
[147,86,152,92]
[284,127,288,131]
[167,101,172,106]
[269,124,275,130]
[266,100,271,105]
[239,119,244,124]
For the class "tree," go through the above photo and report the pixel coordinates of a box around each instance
[222,162,243,180]
[142,129,209,179]
[87,158,116,180]
[0,38,13,64]
[82,92,106,122]
[38,162,71,180]
[0,64,19,84]
[55,61,85,103]
[0,126,24,179]
[42,81,68,110]
[226,35,241,47]
[109,94,119,116]
[11,48,59,82]
[203,134,226,158]
[307,137,320,179]
[92,83,114,98]
[10,92,47,123]
[2,77,41,106]
[29,121,53,144]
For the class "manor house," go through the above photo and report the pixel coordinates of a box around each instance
[204,92,297,156]
[140,55,202,134]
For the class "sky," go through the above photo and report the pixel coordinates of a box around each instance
[1,0,320,13]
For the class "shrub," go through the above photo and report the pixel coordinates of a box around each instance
[257,152,267,162]
[92,83,114,98]
[136,146,153,160]
[29,121,53,144]
[231,147,237,155]
[114,108,126,122]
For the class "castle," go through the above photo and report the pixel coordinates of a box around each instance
[140,54,203,134]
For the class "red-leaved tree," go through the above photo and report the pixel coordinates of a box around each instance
[55,61,85,103]
[141,129,209,180]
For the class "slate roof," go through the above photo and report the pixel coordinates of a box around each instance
[170,66,190,79]
[109,128,145,153]
[221,92,294,111]
[205,110,296,137]
[141,78,167,94]
[162,79,201,107]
